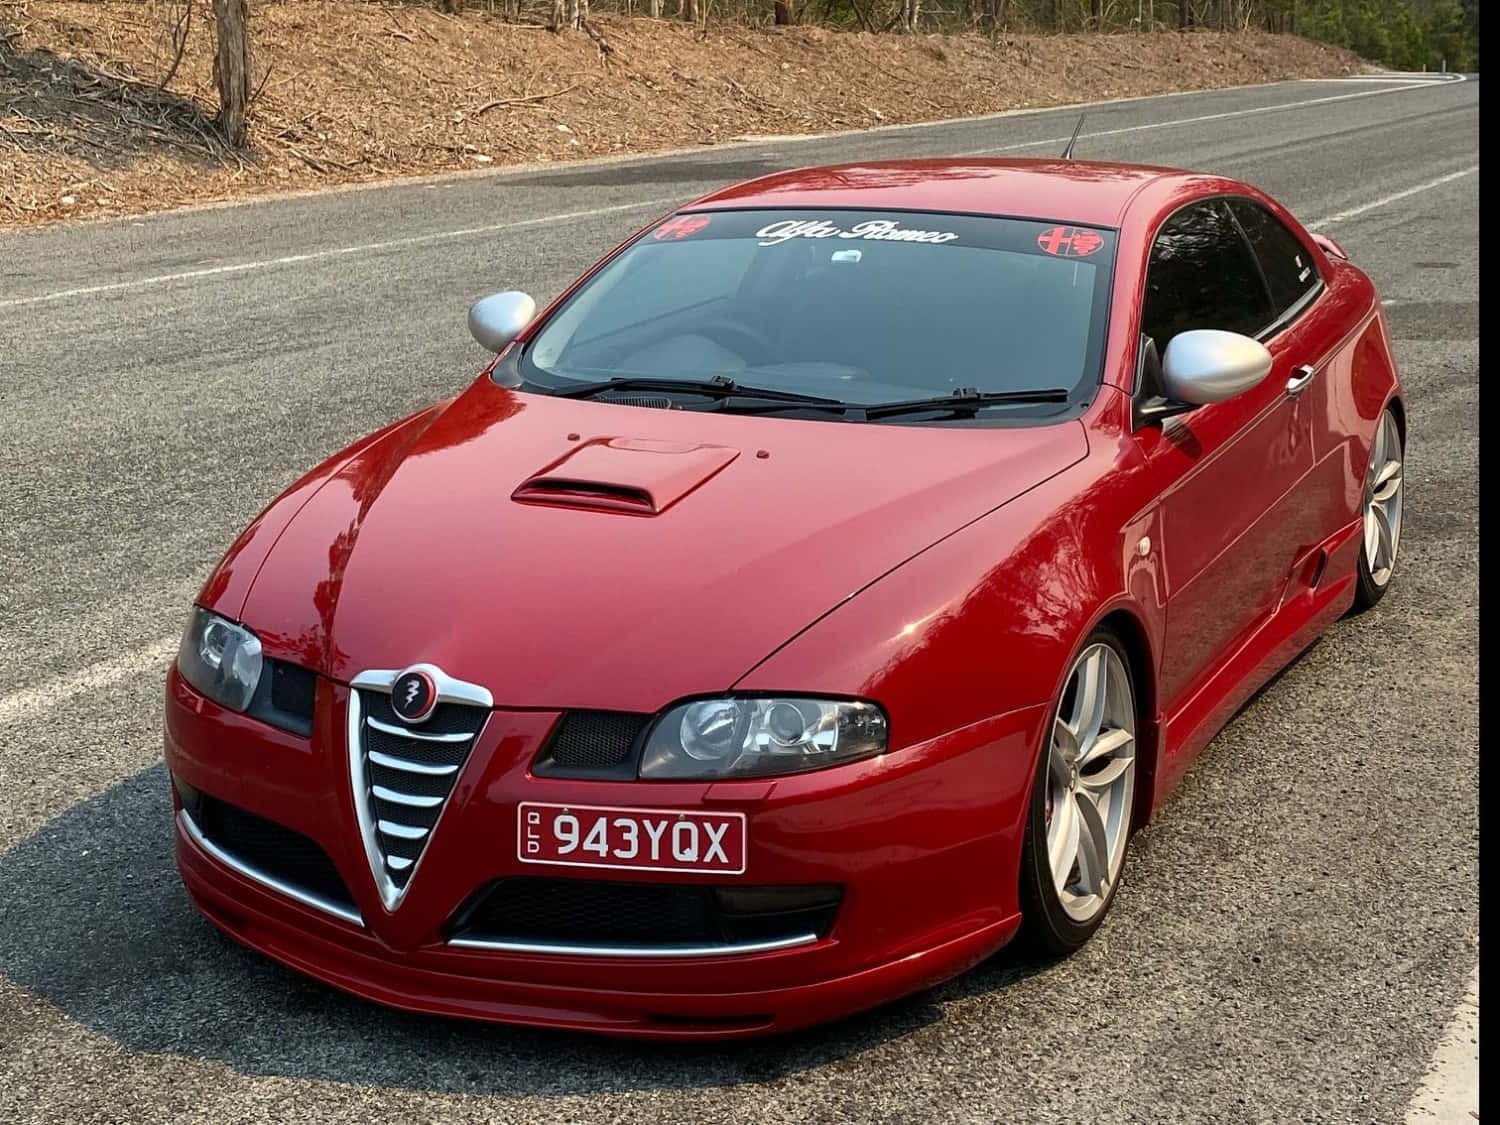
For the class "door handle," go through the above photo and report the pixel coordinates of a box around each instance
[1285,364,1317,396]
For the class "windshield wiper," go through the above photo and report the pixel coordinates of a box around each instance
[862,387,1071,421]
[551,375,847,408]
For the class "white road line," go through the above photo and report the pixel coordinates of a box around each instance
[1310,166,1477,227]
[0,195,682,311]
[0,637,177,725]
[2,75,1467,312]
[1405,967,1479,1123]
[964,78,1458,157]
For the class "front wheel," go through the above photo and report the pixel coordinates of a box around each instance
[1352,407,1404,612]
[1018,628,1138,956]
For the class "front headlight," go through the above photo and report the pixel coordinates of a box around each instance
[639,697,888,780]
[176,606,263,712]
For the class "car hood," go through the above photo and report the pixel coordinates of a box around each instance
[237,379,1087,711]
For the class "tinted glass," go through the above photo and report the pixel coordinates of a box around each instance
[1229,199,1321,318]
[523,210,1119,409]
[1141,200,1273,348]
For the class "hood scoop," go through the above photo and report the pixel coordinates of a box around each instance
[512,437,740,516]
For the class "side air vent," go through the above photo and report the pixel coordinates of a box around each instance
[348,666,492,909]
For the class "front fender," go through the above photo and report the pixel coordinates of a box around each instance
[195,401,449,622]
[734,416,1163,756]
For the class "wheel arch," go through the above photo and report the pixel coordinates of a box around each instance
[1093,607,1160,832]
[1386,393,1407,445]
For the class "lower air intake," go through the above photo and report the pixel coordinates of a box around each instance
[448,878,842,950]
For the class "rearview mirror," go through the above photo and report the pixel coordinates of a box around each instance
[1161,329,1273,405]
[468,290,536,353]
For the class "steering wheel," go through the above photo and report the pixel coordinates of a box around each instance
[695,317,779,366]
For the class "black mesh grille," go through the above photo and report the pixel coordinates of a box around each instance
[534,711,650,775]
[364,723,472,768]
[449,878,842,947]
[182,784,355,910]
[362,691,487,736]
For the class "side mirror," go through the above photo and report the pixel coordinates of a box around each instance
[1160,329,1273,405]
[467,290,536,353]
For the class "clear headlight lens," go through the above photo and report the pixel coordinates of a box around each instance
[640,697,888,780]
[176,606,263,712]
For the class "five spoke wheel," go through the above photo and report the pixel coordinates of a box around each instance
[1363,410,1404,590]
[1044,642,1137,925]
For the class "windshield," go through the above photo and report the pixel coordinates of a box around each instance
[519,209,1117,415]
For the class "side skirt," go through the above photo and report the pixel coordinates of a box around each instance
[1148,517,1363,814]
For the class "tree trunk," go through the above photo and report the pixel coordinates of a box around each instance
[774,0,790,22]
[549,0,564,27]
[681,0,696,21]
[1090,0,1101,28]
[565,0,586,29]
[211,0,251,147]
[650,0,661,15]
[902,0,919,30]
[1178,0,1189,28]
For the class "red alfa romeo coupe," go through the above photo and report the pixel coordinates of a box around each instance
[165,158,1405,1038]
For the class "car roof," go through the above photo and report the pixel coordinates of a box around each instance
[687,157,1203,229]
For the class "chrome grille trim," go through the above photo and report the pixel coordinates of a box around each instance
[377,819,430,841]
[366,716,473,743]
[446,933,819,958]
[368,749,460,776]
[371,785,445,808]
[348,666,490,911]
[178,809,364,927]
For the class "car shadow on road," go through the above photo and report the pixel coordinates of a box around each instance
[0,762,1049,1094]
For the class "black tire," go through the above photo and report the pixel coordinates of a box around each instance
[1017,626,1135,958]
[1351,408,1405,614]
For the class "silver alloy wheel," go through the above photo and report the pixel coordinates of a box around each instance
[1363,411,1404,588]
[1044,643,1137,924]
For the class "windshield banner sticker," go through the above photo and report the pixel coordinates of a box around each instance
[1036,226,1104,257]
[755,218,960,247]
[653,215,713,240]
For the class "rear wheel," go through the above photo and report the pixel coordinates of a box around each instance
[1352,408,1404,612]
[1019,628,1138,956]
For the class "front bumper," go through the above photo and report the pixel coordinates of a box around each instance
[165,666,1043,1038]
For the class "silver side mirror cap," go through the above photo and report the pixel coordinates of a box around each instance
[1161,329,1273,405]
[468,291,536,353]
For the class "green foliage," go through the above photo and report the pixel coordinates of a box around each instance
[1276,0,1478,71]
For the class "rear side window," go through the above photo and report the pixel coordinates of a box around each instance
[1228,199,1321,319]
[1141,200,1272,348]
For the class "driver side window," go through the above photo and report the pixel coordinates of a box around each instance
[1141,200,1273,351]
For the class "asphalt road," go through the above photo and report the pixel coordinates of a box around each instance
[0,73,1478,1124]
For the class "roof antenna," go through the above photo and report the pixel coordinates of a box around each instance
[1060,113,1086,160]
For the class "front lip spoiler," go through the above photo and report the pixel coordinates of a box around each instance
[178,808,366,928]
[446,933,820,959]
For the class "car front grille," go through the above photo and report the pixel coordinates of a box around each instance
[448,878,842,950]
[351,685,488,907]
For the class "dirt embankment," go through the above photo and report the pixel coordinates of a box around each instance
[0,4,1365,228]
